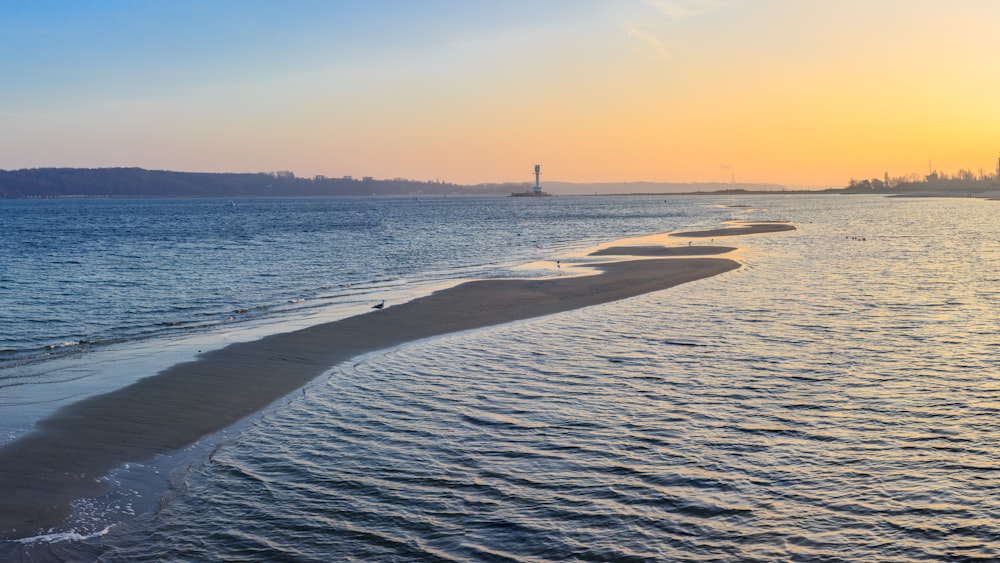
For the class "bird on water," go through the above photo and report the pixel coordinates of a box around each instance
[372,300,385,310]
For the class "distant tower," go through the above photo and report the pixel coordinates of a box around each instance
[533,164,541,195]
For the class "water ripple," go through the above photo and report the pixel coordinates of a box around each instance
[7,195,999,561]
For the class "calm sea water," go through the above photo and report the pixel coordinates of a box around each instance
[0,196,714,431]
[3,194,999,561]
[0,196,710,371]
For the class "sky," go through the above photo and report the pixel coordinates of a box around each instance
[2,0,999,188]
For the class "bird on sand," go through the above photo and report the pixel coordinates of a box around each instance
[372,300,385,310]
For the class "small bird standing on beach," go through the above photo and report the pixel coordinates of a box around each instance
[372,300,385,310]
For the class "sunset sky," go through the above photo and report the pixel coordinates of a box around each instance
[2,0,998,188]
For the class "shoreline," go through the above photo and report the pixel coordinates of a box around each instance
[0,223,793,538]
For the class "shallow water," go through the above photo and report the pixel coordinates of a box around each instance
[1,195,704,372]
[3,194,1000,561]
[0,195,720,437]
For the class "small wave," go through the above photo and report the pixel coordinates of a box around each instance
[460,411,545,430]
[732,424,838,442]
[677,500,754,518]
[45,340,83,350]
[602,354,656,364]
[16,525,113,544]
[661,340,706,347]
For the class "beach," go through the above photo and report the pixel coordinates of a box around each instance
[0,222,791,539]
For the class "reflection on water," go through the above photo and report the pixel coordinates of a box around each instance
[6,195,1000,561]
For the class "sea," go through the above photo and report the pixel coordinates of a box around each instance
[1,194,998,562]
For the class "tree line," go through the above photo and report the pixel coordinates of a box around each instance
[845,167,1000,193]
[0,168,526,199]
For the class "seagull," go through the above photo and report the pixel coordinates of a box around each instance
[372,300,385,310]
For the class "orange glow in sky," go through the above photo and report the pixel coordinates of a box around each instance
[2,1,999,188]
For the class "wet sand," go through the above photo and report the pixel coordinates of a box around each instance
[0,223,792,538]
[590,245,735,257]
[671,221,796,238]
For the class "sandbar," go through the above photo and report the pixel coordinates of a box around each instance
[0,222,793,538]
[590,245,735,257]
[672,221,796,238]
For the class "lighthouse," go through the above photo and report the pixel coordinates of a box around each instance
[510,164,551,196]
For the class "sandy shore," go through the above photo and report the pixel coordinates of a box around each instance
[590,245,735,257]
[0,222,792,538]
[671,221,796,238]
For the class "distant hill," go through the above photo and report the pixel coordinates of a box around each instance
[0,168,803,199]
[26,166,997,199]
[0,168,512,199]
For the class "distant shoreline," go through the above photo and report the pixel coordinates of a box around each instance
[5,166,998,199]
[0,221,790,538]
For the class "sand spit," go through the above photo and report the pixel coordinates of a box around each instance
[672,221,796,239]
[0,222,793,538]
[590,245,736,257]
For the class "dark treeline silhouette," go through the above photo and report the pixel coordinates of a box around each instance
[8,166,995,199]
[0,168,525,199]
[843,167,999,194]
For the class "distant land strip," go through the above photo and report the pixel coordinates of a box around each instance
[0,167,791,198]
[4,167,1000,198]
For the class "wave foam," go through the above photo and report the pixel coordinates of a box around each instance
[15,525,112,544]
